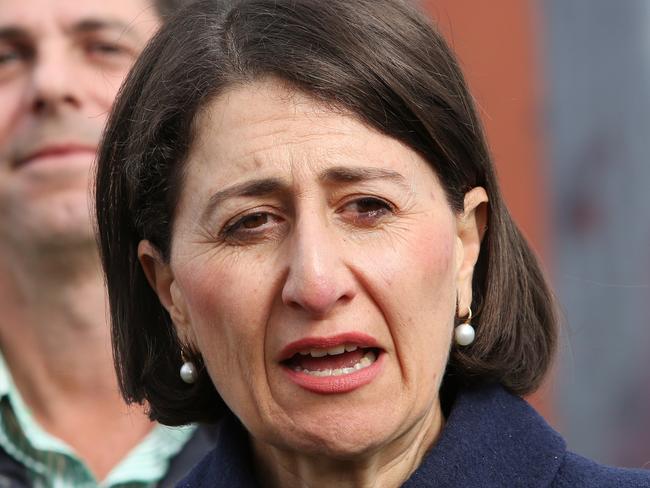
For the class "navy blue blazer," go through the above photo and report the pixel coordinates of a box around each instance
[178,384,650,487]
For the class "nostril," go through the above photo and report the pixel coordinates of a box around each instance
[33,99,46,113]
[32,91,81,114]
[283,272,342,309]
[281,233,357,316]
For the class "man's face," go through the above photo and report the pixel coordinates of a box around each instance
[0,0,160,251]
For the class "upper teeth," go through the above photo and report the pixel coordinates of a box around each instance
[295,350,378,376]
[299,344,358,357]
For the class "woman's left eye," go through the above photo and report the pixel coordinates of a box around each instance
[339,197,394,225]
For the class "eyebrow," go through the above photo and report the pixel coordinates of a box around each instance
[319,166,410,190]
[0,18,139,43]
[200,165,410,224]
[201,178,286,225]
[0,26,30,41]
[71,19,139,41]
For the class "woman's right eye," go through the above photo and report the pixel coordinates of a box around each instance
[238,212,272,229]
[221,211,283,242]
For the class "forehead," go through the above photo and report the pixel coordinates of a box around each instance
[0,0,157,37]
[188,80,433,185]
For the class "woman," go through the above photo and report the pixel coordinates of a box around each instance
[95,0,650,486]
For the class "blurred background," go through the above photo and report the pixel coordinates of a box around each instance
[424,0,650,468]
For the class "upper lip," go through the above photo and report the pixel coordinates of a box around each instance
[279,332,381,362]
[14,143,96,168]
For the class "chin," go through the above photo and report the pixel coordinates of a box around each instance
[9,214,95,252]
[273,408,405,461]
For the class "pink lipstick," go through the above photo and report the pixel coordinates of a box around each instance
[280,333,384,394]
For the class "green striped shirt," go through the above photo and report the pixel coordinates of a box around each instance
[0,354,195,487]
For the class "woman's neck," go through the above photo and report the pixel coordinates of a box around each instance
[252,401,444,488]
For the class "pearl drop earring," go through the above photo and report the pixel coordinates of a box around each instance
[180,350,197,384]
[454,306,475,346]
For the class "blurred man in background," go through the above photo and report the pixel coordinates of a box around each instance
[0,0,211,485]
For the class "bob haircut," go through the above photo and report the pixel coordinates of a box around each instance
[95,0,557,425]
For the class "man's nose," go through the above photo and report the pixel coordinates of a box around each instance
[30,43,81,114]
[281,217,357,318]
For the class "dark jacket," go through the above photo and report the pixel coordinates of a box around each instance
[178,385,650,487]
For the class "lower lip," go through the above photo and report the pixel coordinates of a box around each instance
[282,351,385,394]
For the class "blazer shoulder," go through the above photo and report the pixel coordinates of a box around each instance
[553,451,650,488]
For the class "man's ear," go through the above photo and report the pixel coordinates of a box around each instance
[138,240,194,343]
[455,187,489,314]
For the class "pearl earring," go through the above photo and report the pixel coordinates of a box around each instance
[454,306,475,346]
[180,350,197,384]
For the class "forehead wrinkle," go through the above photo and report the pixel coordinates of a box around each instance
[211,94,349,141]
[234,119,350,149]
[217,126,349,175]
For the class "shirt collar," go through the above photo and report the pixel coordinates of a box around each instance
[0,349,196,486]
[0,352,13,399]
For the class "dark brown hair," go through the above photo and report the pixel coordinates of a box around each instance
[95,0,557,425]
[152,0,194,18]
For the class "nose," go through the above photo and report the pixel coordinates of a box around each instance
[281,216,357,318]
[30,42,81,114]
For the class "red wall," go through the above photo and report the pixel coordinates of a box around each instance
[423,1,555,421]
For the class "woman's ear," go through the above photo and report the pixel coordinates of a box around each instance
[138,240,194,344]
[455,187,488,314]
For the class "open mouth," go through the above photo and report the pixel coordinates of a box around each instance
[279,333,385,393]
[282,345,381,377]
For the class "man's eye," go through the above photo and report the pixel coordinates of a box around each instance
[85,41,131,59]
[0,50,17,64]
[0,45,29,66]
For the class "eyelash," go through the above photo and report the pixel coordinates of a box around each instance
[0,45,31,66]
[85,41,130,58]
[0,41,129,69]
[337,196,395,224]
[219,196,395,243]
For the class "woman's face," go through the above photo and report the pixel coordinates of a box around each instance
[142,79,485,458]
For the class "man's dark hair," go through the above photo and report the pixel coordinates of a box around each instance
[95,0,557,425]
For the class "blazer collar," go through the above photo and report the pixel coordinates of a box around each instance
[403,384,566,487]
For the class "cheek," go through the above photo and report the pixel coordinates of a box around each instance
[177,262,253,341]
[0,82,24,145]
[403,225,456,342]
[174,256,271,386]
[412,225,455,286]
[372,218,457,385]
[84,68,129,112]
[377,220,456,299]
